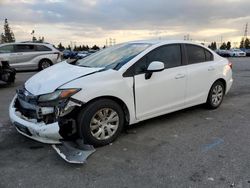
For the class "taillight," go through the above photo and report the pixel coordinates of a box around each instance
[53,52,61,60]
[228,61,233,69]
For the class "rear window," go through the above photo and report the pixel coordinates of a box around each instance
[36,45,52,51]
[205,50,213,61]
[186,44,213,64]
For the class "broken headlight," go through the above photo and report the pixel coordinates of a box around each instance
[38,89,81,102]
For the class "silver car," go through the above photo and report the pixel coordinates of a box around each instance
[0,42,62,70]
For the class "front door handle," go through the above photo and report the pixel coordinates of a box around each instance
[175,74,185,79]
[208,66,215,71]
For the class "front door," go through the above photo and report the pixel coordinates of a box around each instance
[133,44,187,120]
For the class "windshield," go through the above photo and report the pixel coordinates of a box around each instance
[75,43,151,69]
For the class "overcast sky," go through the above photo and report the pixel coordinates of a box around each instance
[0,0,249,47]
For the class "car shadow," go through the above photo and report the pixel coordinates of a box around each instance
[125,104,206,133]
[16,70,38,73]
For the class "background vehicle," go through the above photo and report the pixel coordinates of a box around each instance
[214,49,230,57]
[240,48,250,56]
[0,42,62,70]
[229,48,246,57]
[0,60,15,83]
[62,50,78,59]
[75,51,89,59]
[9,40,233,147]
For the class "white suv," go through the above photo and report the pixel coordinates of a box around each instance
[0,42,61,70]
[9,40,233,146]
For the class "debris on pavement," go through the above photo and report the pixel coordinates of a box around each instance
[205,117,214,120]
[230,182,236,187]
[207,177,214,181]
[52,139,95,164]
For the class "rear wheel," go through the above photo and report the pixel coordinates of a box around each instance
[39,59,52,70]
[77,99,124,147]
[206,81,225,109]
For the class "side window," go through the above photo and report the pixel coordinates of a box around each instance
[36,45,52,51]
[147,44,182,69]
[205,50,213,61]
[134,56,148,75]
[0,45,14,53]
[15,45,35,52]
[131,44,182,75]
[186,44,206,64]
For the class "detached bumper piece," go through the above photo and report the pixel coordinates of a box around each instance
[52,139,95,164]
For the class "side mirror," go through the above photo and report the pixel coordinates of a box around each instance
[145,61,164,79]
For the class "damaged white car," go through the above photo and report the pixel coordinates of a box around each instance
[9,40,233,148]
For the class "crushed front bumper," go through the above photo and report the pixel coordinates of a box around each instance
[9,95,62,144]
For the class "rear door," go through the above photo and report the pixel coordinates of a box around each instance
[185,44,215,106]
[13,44,37,69]
[132,44,187,120]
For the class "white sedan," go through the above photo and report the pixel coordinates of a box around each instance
[229,49,246,57]
[9,40,233,146]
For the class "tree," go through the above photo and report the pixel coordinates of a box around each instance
[208,42,217,50]
[57,43,65,50]
[226,41,231,50]
[244,38,250,49]
[32,36,37,42]
[220,42,227,50]
[0,33,5,43]
[240,38,244,48]
[66,45,71,50]
[2,18,15,43]
[38,36,44,43]
[213,42,217,50]
[91,45,100,50]
[81,45,89,51]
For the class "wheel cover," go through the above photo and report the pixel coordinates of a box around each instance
[41,61,51,69]
[90,108,119,140]
[211,85,223,106]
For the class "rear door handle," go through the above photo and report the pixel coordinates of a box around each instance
[175,74,185,79]
[208,66,215,71]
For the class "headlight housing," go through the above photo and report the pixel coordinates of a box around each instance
[38,88,81,102]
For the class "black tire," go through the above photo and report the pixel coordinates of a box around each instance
[206,80,225,109]
[77,99,124,147]
[39,59,52,70]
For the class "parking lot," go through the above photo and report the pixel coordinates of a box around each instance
[0,57,249,188]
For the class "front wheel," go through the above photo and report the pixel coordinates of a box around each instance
[206,81,225,109]
[77,99,124,147]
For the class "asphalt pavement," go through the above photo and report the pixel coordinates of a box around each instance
[0,58,250,188]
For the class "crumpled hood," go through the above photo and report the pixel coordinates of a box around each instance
[25,61,102,95]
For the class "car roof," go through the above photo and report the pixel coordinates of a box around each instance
[0,42,53,46]
[127,39,207,47]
